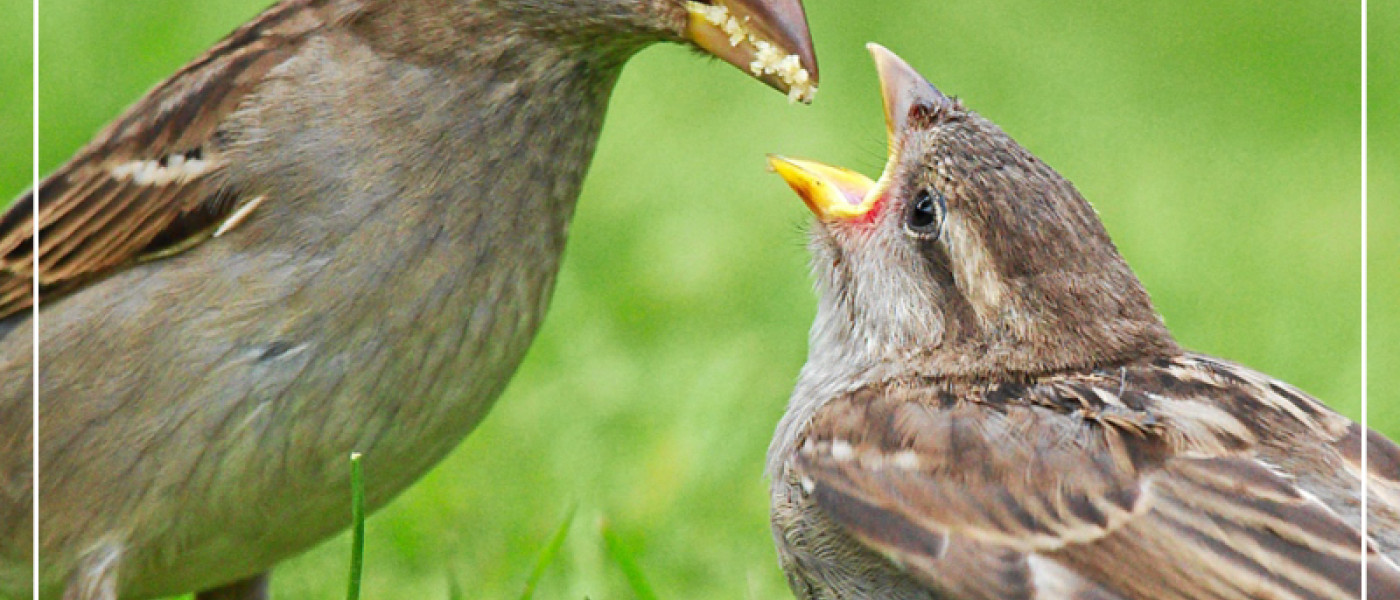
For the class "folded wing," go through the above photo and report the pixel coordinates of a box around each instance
[797,366,1400,600]
[0,0,325,319]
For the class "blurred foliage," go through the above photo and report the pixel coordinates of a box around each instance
[25,0,1370,598]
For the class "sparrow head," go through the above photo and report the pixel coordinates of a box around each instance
[770,44,1176,379]
[360,0,817,101]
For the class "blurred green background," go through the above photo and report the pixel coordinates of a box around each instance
[22,0,1373,598]
[1370,3,1398,449]
[2,0,31,202]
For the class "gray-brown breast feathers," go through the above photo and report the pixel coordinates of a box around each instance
[792,355,1400,600]
[0,0,332,319]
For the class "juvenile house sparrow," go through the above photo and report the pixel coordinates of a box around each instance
[0,0,817,598]
[765,44,1400,600]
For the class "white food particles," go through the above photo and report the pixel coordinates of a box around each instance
[688,2,817,103]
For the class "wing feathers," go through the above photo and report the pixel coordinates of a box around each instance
[808,480,948,562]
[0,0,329,320]
[795,357,1400,599]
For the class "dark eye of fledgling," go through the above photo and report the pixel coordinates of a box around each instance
[905,189,945,238]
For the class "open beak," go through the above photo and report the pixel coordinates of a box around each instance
[685,0,819,103]
[867,43,950,152]
[769,44,949,221]
[767,156,876,221]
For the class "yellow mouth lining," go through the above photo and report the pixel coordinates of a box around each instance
[686,1,817,103]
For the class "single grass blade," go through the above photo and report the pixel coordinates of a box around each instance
[517,503,579,600]
[600,521,659,600]
[347,452,366,600]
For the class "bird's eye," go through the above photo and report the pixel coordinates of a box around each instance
[906,190,945,238]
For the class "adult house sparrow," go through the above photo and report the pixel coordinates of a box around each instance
[765,44,1400,600]
[0,0,818,598]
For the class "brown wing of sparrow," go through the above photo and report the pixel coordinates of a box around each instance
[795,358,1400,600]
[0,1,329,319]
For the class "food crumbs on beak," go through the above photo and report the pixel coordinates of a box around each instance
[686,1,818,103]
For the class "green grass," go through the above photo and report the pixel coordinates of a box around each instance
[347,453,365,600]
[21,0,1377,598]
[600,521,659,600]
[518,505,577,600]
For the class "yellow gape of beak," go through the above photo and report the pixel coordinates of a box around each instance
[767,156,879,221]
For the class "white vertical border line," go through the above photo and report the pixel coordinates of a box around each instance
[30,0,40,595]
[1361,0,1369,596]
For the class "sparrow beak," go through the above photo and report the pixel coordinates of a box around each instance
[686,0,819,103]
[767,155,879,221]
[768,44,949,221]
[868,43,951,152]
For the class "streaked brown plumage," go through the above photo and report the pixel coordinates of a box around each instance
[766,44,1399,600]
[0,0,818,598]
